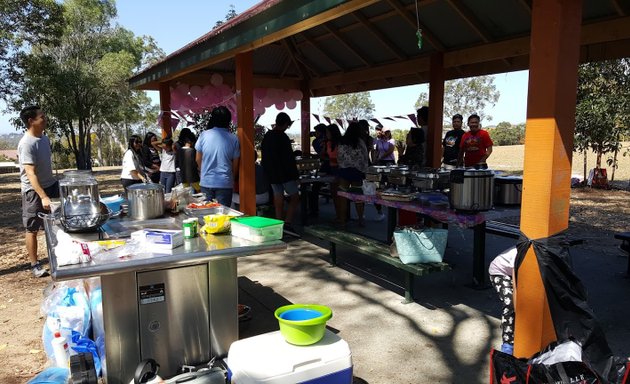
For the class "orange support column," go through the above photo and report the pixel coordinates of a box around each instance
[159,82,172,139]
[427,52,444,168]
[236,52,255,216]
[515,0,582,358]
[300,86,311,155]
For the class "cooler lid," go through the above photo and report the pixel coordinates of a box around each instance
[227,330,352,381]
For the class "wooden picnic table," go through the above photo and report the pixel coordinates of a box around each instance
[337,190,520,288]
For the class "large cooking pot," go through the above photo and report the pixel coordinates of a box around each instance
[449,169,494,211]
[127,183,165,220]
[495,176,523,205]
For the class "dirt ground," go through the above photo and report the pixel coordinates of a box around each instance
[0,168,628,382]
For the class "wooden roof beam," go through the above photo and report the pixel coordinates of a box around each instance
[299,32,345,71]
[322,23,371,67]
[445,0,515,68]
[611,0,628,16]
[385,0,446,51]
[517,0,532,16]
[281,38,308,79]
[446,0,492,42]
[352,11,407,60]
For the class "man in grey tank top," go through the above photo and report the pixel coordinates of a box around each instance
[17,106,59,277]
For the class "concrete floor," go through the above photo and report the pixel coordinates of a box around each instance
[235,197,630,384]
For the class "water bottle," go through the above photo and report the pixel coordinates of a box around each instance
[51,331,70,368]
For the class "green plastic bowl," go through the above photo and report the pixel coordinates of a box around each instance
[274,304,333,345]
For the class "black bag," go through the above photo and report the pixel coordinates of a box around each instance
[490,348,604,384]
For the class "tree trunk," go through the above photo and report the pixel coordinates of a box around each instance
[583,150,587,184]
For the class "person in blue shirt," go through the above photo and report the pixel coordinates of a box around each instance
[195,106,240,207]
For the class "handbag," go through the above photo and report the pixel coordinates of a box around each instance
[393,227,448,264]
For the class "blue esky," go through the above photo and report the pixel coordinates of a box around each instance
[0,0,529,134]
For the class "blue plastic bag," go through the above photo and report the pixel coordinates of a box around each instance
[27,367,69,383]
[71,330,102,376]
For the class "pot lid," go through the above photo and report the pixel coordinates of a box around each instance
[127,183,164,191]
[451,169,494,177]
[495,175,523,183]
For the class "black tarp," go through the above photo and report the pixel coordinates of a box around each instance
[513,233,628,383]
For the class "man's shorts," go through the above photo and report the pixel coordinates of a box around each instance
[22,181,59,232]
[271,180,299,197]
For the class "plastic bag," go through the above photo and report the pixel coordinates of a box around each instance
[71,330,102,376]
[26,367,69,384]
[41,280,91,363]
[392,227,447,264]
[490,348,601,384]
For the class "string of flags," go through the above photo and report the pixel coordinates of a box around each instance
[158,110,420,131]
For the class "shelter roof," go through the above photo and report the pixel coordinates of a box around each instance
[129,0,630,96]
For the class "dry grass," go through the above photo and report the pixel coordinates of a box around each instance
[489,142,630,182]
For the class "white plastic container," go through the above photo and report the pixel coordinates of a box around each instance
[51,331,70,368]
[227,330,352,384]
[230,217,283,243]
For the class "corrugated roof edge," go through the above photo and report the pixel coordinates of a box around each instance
[138,0,283,76]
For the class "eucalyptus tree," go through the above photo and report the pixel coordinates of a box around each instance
[575,58,630,181]
[323,92,375,126]
[415,75,500,124]
[10,0,164,169]
[0,0,64,102]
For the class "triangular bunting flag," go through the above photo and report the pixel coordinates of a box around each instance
[324,116,331,124]
[407,114,418,126]
[312,114,320,122]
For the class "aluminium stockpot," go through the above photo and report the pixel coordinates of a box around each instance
[449,169,494,211]
[127,183,165,220]
[494,176,523,205]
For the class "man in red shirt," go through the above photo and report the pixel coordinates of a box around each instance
[457,114,493,168]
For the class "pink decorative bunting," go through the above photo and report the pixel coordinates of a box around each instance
[407,114,418,126]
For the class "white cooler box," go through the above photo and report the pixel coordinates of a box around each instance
[227,330,353,384]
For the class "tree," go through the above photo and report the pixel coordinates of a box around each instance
[488,121,526,146]
[323,92,375,124]
[415,75,500,124]
[575,58,630,181]
[0,0,63,104]
[8,0,164,169]
[214,4,238,28]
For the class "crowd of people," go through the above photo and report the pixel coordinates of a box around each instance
[118,106,494,232]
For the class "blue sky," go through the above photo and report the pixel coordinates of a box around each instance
[0,0,529,135]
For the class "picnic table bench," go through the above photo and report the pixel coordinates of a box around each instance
[614,232,630,276]
[304,224,451,303]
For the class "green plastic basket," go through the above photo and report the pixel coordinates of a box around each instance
[274,304,333,346]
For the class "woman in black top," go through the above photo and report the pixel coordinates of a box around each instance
[398,128,425,169]
[142,132,161,183]
[175,128,200,192]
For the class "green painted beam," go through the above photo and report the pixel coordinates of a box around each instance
[129,0,348,89]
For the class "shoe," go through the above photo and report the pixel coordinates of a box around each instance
[31,262,49,278]
[283,224,301,238]
[374,213,385,222]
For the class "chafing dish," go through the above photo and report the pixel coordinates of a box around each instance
[365,172,384,182]
[295,157,321,172]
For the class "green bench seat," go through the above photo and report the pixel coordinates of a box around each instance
[304,224,451,303]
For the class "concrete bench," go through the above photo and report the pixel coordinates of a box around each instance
[304,224,451,303]
[614,232,630,276]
